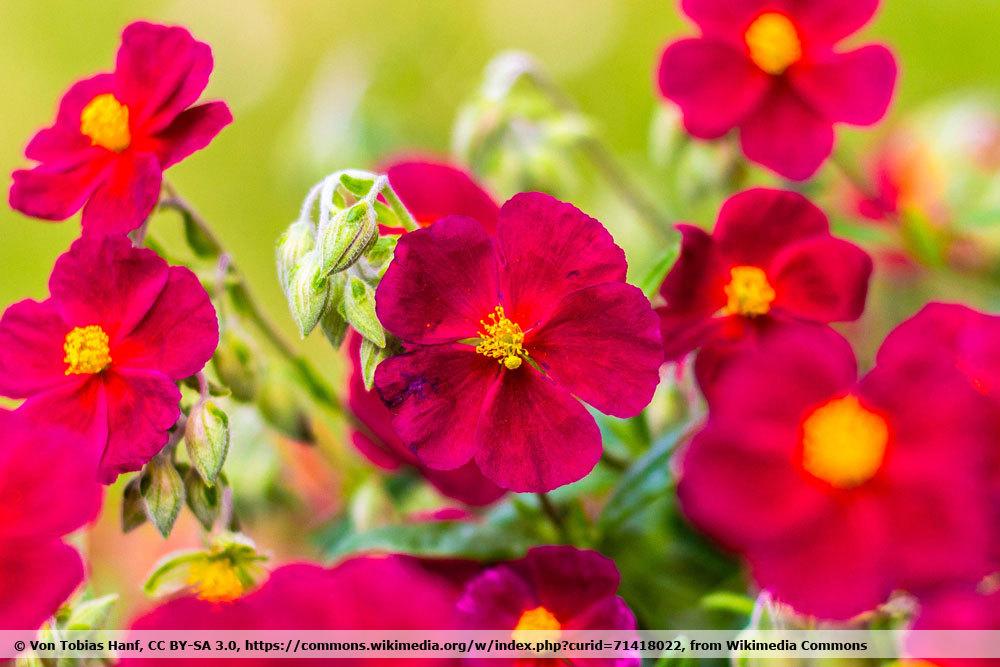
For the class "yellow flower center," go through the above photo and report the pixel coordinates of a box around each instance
[186,559,245,603]
[745,12,802,75]
[801,395,889,489]
[722,265,775,317]
[511,606,562,643]
[64,325,112,375]
[80,93,131,152]
[476,305,527,370]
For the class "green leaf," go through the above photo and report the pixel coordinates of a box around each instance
[339,171,376,197]
[344,275,385,347]
[319,274,349,349]
[141,456,185,538]
[181,210,222,258]
[640,240,681,299]
[598,428,684,532]
[359,336,395,390]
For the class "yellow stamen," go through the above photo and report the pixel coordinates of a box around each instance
[475,305,526,370]
[64,325,111,375]
[80,93,131,152]
[511,606,562,643]
[745,12,802,75]
[186,559,244,603]
[722,265,775,317]
[801,395,889,489]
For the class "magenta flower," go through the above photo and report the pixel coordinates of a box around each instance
[9,21,232,234]
[386,158,500,231]
[679,325,994,619]
[0,236,218,482]
[0,410,102,629]
[374,193,663,492]
[657,0,897,179]
[457,546,639,667]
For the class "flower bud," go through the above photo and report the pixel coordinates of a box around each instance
[319,273,349,349]
[185,400,230,485]
[181,464,222,531]
[64,594,118,631]
[317,201,378,275]
[287,253,329,338]
[257,373,314,444]
[344,275,385,347]
[141,455,185,538]
[276,219,316,297]
[212,329,259,402]
[122,474,147,532]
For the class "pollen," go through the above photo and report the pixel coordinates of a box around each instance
[64,325,112,375]
[722,265,775,317]
[186,559,245,603]
[511,606,562,643]
[80,93,131,152]
[745,12,802,75]
[801,395,889,489]
[476,305,527,370]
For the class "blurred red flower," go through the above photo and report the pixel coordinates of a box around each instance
[386,159,500,231]
[678,325,995,619]
[374,193,663,492]
[9,21,232,234]
[0,236,218,482]
[0,410,102,629]
[657,0,897,179]
[909,585,1000,667]
[457,546,639,667]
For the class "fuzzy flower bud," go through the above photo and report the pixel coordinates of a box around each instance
[317,200,378,275]
[276,219,316,297]
[184,400,230,485]
[288,253,329,338]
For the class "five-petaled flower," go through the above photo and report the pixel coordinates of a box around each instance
[0,236,219,483]
[0,409,103,629]
[457,546,639,667]
[374,193,663,493]
[678,325,995,619]
[657,188,871,391]
[657,0,897,180]
[9,21,232,235]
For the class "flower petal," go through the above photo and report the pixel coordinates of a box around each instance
[98,369,181,483]
[658,38,770,139]
[49,236,169,341]
[9,156,110,221]
[113,266,219,379]
[714,188,830,266]
[0,540,84,630]
[770,236,872,322]
[154,101,233,169]
[25,74,116,163]
[679,0,769,40]
[375,345,498,470]
[790,46,897,126]
[789,0,882,47]
[475,368,601,492]
[81,151,162,235]
[16,377,109,464]
[496,193,626,329]
[115,22,213,132]
[386,160,500,232]
[376,216,500,345]
[421,464,506,507]
[739,85,834,180]
[528,283,662,418]
[0,299,72,397]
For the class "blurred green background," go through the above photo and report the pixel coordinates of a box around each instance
[2,0,999,327]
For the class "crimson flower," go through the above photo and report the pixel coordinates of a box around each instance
[374,193,663,492]
[9,21,232,235]
[0,410,102,629]
[386,158,500,231]
[678,325,995,619]
[657,0,897,179]
[457,546,638,667]
[909,586,1000,666]
[348,334,505,506]
[0,236,218,482]
[123,556,466,666]
[657,188,871,376]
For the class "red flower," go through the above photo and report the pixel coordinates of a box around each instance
[123,556,466,666]
[909,585,1000,665]
[9,21,232,235]
[374,193,663,492]
[0,410,102,629]
[386,159,500,231]
[678,325,995,619]
[348,334,506,506]
[0,236,219,482]
[657,188,871,371]
[657,0,897,179]
[457,546,639,667]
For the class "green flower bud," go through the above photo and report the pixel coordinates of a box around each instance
[287,253,329,338]
[185,400,230,485]
[317,201,378,275]
[122,474,147,533]
[276,219,316,297]
[182,464,222,531]
[141,455,185,538]
[64,594,118,631]
[319,273,349,349]
[212,329,259,402]
[257,373,314,444]
[344,275,385,347]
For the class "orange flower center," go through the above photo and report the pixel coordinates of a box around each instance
[722,265,775,317]
[476,305,527,370]
[80,93,131,152]
[801,395,888,488]
[745,12,802,75]
[64,325,111,375]
[511,606,562,643]
[186,559,245,603]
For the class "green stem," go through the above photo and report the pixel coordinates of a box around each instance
[380,183,420,232]
[536,492,571,543]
